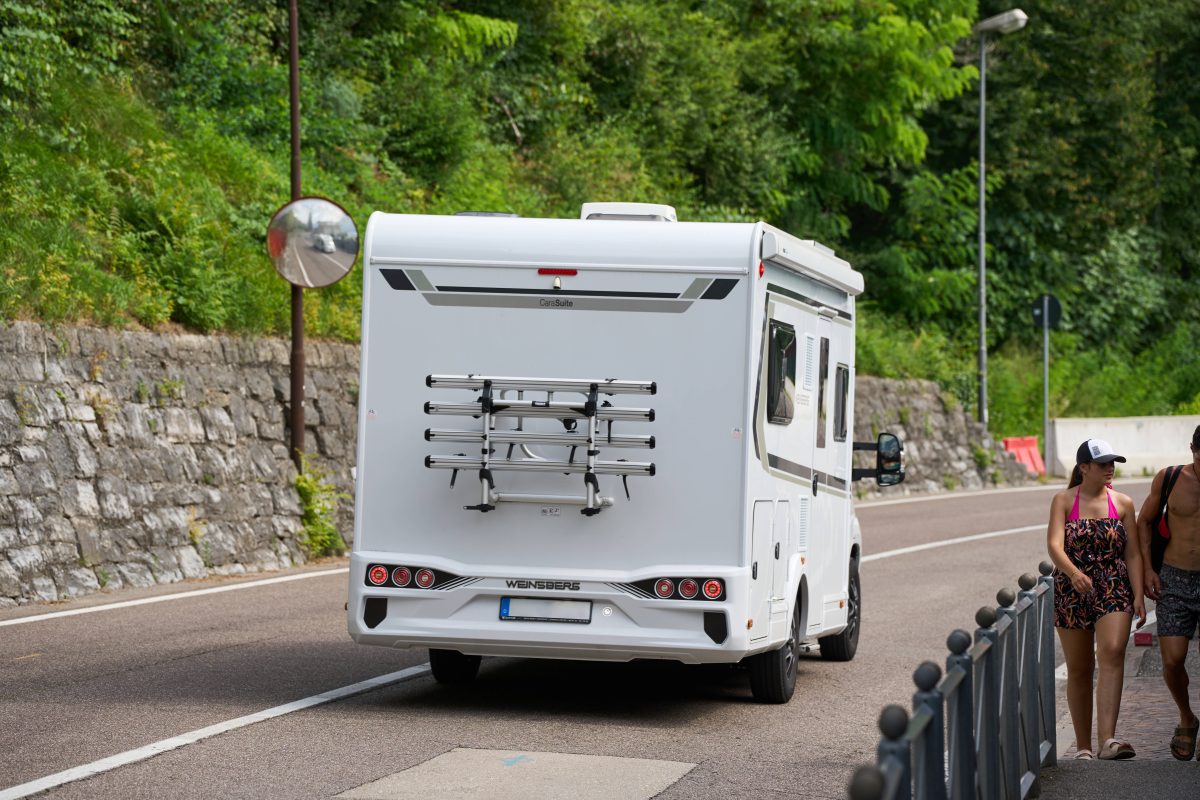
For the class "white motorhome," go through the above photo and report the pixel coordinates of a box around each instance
[347,202,904,703]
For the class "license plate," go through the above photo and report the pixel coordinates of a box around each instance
[499,597,592,624]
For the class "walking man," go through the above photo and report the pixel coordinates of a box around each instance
[1140,424,1200,760]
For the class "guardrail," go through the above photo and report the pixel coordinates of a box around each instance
[849,561,1056,800]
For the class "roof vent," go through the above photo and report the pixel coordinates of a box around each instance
[580,202,677,222]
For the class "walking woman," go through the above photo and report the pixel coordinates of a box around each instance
[1047,439,1146,760]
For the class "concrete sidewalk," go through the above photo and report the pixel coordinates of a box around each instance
[1037,622,1200,798]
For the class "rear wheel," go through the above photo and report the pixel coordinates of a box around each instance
[819,560,860,662]
[429,648,482,684]
[748,595,801,703]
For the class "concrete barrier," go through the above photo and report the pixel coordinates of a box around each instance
[1046,416,1200,477]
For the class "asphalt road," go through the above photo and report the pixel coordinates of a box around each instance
[0,479,1153,799]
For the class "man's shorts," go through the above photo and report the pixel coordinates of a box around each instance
[1157,564,1200,639]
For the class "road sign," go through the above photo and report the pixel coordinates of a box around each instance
[1031,294,1061,329]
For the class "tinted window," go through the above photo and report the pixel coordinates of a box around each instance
[767,321,796,425]
[834,364,849,442]
[816,337,829,447]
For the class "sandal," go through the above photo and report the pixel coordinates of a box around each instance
[1071,749,1094,760]
[1098,738,1135,760]
[1172,720,1199,761]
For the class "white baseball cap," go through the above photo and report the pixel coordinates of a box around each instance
[1076,438,1126,464]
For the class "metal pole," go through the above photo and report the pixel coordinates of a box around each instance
[1042,295,1049,472]
[288,0,304,469]
[977,33,988,427]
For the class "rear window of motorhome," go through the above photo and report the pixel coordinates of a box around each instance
[767,320,796,424]
[834,364,850,442]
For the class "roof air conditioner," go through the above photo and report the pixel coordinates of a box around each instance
[580,202,677,222]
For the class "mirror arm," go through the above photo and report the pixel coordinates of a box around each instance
[852,441,879,452]
[851,468,878,482]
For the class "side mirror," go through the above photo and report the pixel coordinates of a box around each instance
[851,432,906,487]
[876,433,904,486]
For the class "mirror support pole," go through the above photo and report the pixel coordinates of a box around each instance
[287,0,304,469]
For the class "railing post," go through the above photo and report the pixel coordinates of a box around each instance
[1037,561,1057,768]
[848,765,885,800]
[945,629,976,800]
[878,705,913,800]
[913,661,948,800]
[974,606,1000,800]
[996,587,1021,800]
[1017,573,1042,798]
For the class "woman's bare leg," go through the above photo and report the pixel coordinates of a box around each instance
[1058,627,1097,752]
[1094,611,1133,743]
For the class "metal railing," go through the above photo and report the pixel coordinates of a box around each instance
[849,561,1056,800]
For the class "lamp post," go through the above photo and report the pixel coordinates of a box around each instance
[973,8,1028,427]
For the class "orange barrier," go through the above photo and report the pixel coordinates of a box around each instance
[1003,436,1045,476]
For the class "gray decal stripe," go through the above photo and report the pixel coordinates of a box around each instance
[423,294,692,314]
[766,283,852,320]
[408,269,435,291]
[680,278,712,300]
[766,453,847,490]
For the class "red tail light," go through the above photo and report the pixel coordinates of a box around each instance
[654,578,675,598]
[678,578,699,599]
[391,567,411,587]
[415,568,436,588]
[367,565,389,586]
[702,579,723,600]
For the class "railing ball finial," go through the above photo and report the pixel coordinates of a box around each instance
[1039,560,1054,577]
[996,587,1016,608]
[879,704,909,740]
[947,628,971,655]
[913,660,942,691]
[848,765,885,800]
[1018,573,1036,591]
[975,606,997,628]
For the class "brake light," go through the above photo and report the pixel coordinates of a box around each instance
[703,579,723,600]
[391,566,411,587]
[678,578,699,599]
[367,565,389,586]
[415,568,436,589]
[538,268,578,276]
[654,578,675,598]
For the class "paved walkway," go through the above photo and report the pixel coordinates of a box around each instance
[1038,621,1200,798]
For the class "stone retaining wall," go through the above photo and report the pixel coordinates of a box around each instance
[0,322,1029,607]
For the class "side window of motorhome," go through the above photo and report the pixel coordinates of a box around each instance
[767,320,797,424]
[834,364,849,442]
[816,336,830,447]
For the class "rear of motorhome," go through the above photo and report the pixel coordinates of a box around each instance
[347,202,904,703]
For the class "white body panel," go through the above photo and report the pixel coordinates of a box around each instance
[349,213,863,665]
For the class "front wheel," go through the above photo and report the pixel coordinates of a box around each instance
[748,595,801,703]
[819,560,860,662]
[429,648,482,684]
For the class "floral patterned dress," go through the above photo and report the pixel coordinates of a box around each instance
[1054,489,1133,629]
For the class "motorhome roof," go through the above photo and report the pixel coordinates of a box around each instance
[365,212,862,293]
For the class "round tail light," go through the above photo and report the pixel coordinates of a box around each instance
[391,566,412,587]
[415,568,436,588]
[678,578,699,599]
[654,578,674,598]
[702,579,723,600]
[367,565,389,586]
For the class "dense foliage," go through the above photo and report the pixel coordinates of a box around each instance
[1,0,1197,438]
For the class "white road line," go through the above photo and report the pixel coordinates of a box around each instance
[862,524,1044,563]
[0,568,350,628]
[858,477,1153,509]
[1052,610,1157,682]
[0,664,432,800]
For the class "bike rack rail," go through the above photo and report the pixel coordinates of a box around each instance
[849,561,1057,800]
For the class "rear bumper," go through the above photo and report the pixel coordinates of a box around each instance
[347,553,754,664]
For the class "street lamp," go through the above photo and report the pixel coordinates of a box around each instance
[973,8,1028,427]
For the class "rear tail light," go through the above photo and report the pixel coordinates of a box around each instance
[391,566,412,587]
[678,578,699,599]
[702,579,724,600]
[415,568,436,588]
[367,565,389,586]
[654,578,675,598]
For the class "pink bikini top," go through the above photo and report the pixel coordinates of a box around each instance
[1068,489,1118,521]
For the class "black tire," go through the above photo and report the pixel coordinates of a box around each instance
[819,560,860,662]
[748,595,801,703]
[429,648,482,684]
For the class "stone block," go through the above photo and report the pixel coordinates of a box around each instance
[0,526,17,549]
[62,481,100,517]
[74,518,103,563]
[31,575,58,601]
[148,547,183,583]
[12,463,55,496]
[226,394,258,437]
[0,398,22,445]
[0,467,15,494]
[116,561,156,588]
[199,406,237,445]
[65,423,99,476]
[62,566,101,597]
[97,476,134,520]
[164,408,206,443]
[7,545,45,575]
[0,558,20,596]
[271,486,302,516]
[141,507,190,546]
[175,545,208,579]
[11,496,44,534]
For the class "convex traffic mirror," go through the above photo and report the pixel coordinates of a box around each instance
[267,196,359,288]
